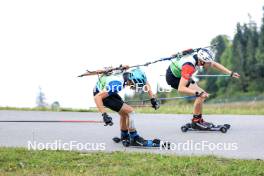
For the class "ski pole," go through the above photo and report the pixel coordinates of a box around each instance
[0,120,104,123]
[125,95,196,103]
[194,74,231,77]
[159,74,230,77]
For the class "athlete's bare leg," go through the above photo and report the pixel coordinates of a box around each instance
[118,111,128,131]
[118,103,136,132]
[188,83,207,115]
[119,103,134,114]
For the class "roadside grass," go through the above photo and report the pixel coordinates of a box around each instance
[1,101,264,115]
[0,147,263,176]
[135,101,264,115]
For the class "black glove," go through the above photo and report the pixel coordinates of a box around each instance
[195,91,204,97]
[102,113,113,126]
[150,98,160,110]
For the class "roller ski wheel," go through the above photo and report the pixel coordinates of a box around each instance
[159,140,171,150]
[112,137,130,147]
[220,126,228,133]
[181,125,188,132]
[112,137,121,143]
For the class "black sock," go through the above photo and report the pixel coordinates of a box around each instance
[121,130,129,138]
[193,114,202,119]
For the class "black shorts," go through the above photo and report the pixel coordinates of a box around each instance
[166,67,181,89]
[165,67,194,89]
[93,91,124,112]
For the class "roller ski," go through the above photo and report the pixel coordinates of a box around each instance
[112,136,170,149]
[181,117,231,133]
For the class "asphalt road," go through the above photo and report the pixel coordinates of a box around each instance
[0,110,263,159]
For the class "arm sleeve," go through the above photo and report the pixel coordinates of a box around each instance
[181,63,195,80]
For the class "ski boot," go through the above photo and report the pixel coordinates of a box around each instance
[181,115,230,133]
[129,135,170,149]
[191,117,214,130]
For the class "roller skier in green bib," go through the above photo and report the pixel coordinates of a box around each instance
[166,48,240,130]
[82,66,161,147]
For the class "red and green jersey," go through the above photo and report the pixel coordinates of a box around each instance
[169,55,198,80]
